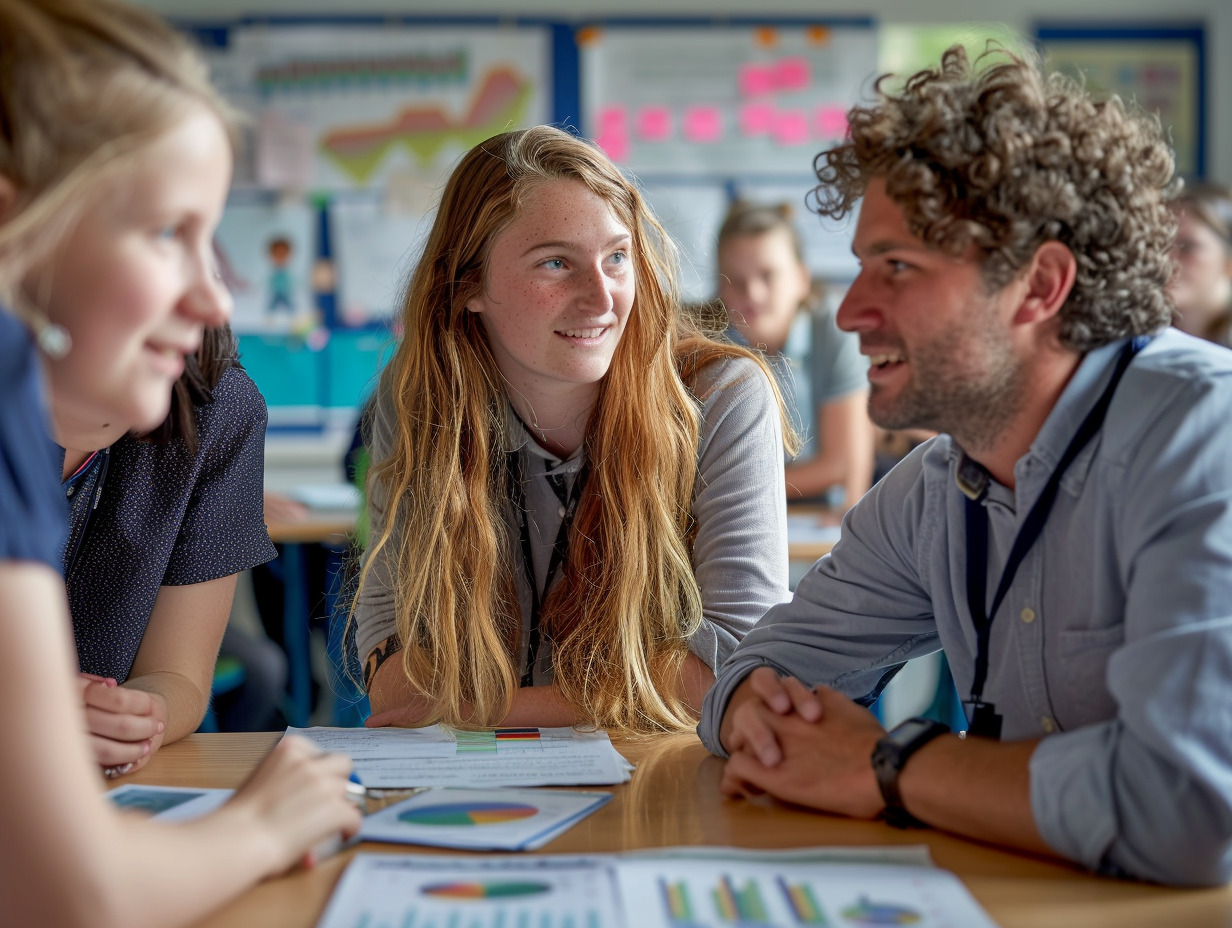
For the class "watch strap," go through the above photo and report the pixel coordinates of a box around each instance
[871,717,950,829]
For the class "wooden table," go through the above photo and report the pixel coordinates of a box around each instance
[121,733,1232,928]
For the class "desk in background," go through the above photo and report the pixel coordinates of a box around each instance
[265,495,358,728]
[122,732,1232,928]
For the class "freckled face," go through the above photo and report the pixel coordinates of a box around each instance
[717,226,811,352]
[467,178,635,410]
[37,105,233,435]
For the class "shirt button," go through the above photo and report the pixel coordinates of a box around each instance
[1040,716,1056,733]
[1020,607,1036,624]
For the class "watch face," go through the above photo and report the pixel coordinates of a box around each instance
[887,717,936,746]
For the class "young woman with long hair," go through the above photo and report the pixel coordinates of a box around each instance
[0,2,358,923]
[354,126,794,736]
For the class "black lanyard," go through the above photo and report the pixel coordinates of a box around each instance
[506,449,587,688]
[963,336,1148,739]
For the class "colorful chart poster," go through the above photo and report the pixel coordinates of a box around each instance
[316,854,622,928]
[220,25,550,192]
[214,195,316,333]
[581,24,877,178]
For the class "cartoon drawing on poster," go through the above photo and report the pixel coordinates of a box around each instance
[214,198,316,333]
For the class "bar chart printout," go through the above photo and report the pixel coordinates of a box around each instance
[315,854,621,928]
[620,859,1000,928]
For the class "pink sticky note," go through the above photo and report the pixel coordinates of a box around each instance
[636,106,672,141]
[596,132,630,162]
[683,106,723,143]
[815,105,848,139]
[739,102,776,137]
[597,106,627,135]
[773,109,809,146]
[738,63,775,98]
[773,57,811,92]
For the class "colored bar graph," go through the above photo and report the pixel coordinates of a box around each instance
[777,877,828,925]
[712,875,771,925]
[660,878,696,921]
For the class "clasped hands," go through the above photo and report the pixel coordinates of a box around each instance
[79,673,166,777]
[718,666,887,820]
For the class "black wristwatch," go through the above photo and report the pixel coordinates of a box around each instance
[871,716,950,829]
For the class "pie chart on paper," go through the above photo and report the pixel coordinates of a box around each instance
[398,801,540,827]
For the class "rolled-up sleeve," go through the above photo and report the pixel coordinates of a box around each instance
[698,443,945,755]
[1030,368,1232,886]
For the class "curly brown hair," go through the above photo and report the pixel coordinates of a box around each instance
[812,44,1177,351]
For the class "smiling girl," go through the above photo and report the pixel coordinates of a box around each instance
[354,126,793,735]
[0,2,358,924]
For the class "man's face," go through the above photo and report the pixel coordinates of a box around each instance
[836,178,1027,451]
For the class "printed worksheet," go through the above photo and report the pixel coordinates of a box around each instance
[317,854,622,928]
[317,850,1000,928]
[287,726,634,788]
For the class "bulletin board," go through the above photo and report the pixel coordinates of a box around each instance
[579,19,877,294]
[1036,23,1205,179]
[189,17,558,426]
[187,16,879,423]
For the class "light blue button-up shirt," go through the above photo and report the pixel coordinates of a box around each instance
[700,328,1232,886]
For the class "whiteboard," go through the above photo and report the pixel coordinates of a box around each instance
[582,23,877,178]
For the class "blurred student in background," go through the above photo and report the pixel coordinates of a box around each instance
[716,201,874,506]
[0,1,358,923]
[1168,182,1232,347]
[355,126,794,736]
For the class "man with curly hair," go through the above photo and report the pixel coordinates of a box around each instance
[700,45,1232,885]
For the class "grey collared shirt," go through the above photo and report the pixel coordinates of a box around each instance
[700,328,1232,886]
[357,354,791,683]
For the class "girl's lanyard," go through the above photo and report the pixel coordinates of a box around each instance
[506,450,587,688]
[962,336,1148,739]
[62,446,111,578]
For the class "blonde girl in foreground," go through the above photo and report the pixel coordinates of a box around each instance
[0,2,359,925]
[355,126,794,736]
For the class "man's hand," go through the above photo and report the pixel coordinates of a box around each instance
[79,673,166,776]
[719,666,823,765]
[721,685,887,820]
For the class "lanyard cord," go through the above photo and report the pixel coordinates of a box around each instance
[963,336,1148,735]
[505,449,587,688]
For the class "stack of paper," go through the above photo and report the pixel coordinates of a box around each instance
[360,787,612,851]
[286,725,635,789]
[317,848,1001,928]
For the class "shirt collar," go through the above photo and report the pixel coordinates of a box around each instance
[500,402,585,473]
[950,336,1139,501]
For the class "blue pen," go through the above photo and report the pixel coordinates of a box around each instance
[346,772,369,813]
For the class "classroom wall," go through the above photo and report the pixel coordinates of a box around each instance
[137,0,1232,184]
